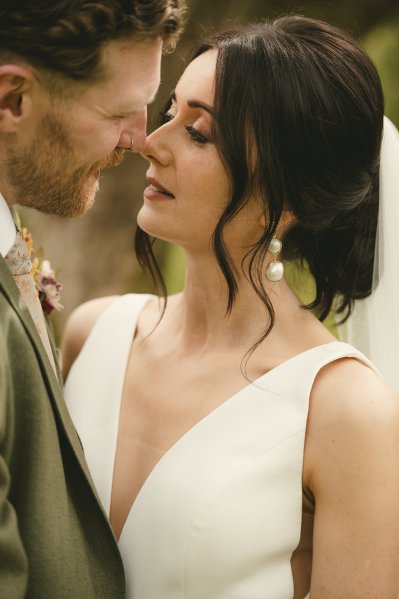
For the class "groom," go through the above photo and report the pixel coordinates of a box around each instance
[0,1,185,597]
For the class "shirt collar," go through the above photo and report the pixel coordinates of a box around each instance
[0,192,17,257]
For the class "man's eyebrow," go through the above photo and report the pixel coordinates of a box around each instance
[169,90,214,116]
[117,89,159,115]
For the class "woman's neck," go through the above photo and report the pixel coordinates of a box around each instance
[160,250,293,356]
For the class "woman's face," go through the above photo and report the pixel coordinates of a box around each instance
[139,50,264,255]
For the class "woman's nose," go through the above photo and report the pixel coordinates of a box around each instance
[140,125,172,165]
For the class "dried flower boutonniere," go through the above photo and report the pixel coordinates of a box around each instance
[18,221,64,316]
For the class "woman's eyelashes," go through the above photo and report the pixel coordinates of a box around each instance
[184,125,209,144]
[159,110,210,145]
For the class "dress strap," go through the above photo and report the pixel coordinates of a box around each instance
[65,293,154,514]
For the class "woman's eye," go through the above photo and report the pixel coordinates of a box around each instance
[159,111,174,125]
[158,111,210,145]
[185,125,209,145]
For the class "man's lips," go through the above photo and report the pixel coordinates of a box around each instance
[89,168,101,180]
[145,176,175,199]
[89,148,126,180]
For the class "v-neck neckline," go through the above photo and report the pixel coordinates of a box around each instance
[108,295,350,541]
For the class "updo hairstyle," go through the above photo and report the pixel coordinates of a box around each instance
[136,16,384,338]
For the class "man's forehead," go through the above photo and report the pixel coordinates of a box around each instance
[82,37,162,111]
[100,36,163,74]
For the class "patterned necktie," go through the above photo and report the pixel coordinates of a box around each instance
[4,231,57,373]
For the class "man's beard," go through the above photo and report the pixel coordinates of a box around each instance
[6,112,125,217]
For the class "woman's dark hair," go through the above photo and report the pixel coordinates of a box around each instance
[0,0,186,89]
[136,16,384,340]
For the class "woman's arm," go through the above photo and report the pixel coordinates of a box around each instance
[60,296,119,381]
[304,358,399,598]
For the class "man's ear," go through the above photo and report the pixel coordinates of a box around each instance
[0,65,35,133]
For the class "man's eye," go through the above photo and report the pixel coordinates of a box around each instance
[159,111,174,125]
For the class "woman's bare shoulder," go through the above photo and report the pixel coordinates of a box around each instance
[305,356,399,490]
[304,358,399,595]
[310,357,399,429]
[61,295,120,380]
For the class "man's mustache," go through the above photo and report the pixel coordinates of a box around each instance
[96,147,126,171]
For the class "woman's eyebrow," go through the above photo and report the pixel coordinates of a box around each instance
[187,100,214,116]
[169,90,214,116]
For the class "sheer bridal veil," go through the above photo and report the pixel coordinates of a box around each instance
[338,116,399,392]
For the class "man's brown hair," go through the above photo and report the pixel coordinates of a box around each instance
[0,0,186,85]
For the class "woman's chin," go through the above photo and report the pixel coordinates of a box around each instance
[136,211,175,244]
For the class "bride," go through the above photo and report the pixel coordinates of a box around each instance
[62,16,399,598]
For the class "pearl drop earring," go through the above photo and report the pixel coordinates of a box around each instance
[266,236,284,282]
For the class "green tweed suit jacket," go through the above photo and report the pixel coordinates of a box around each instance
[0,256,126,598]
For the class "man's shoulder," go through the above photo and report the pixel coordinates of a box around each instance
[0,286,45,387]
[0,285,26,335]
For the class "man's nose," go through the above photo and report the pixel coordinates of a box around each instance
[118,108,148,153]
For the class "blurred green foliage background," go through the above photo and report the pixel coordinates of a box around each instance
[21,0,399,337]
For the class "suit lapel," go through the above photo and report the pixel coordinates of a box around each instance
[45,315,63,383]
[0,256,99,495]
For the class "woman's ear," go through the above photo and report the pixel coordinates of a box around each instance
[279,208,295,230]
[258,207,295,230]
[0,65,34,133]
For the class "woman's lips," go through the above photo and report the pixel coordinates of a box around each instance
[144,184,175,201]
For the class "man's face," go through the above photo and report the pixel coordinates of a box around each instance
[6,37,162,217]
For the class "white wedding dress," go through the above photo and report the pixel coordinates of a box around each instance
[65,293,376,599]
